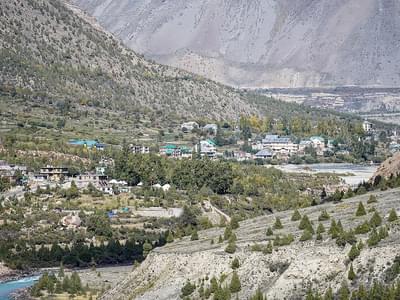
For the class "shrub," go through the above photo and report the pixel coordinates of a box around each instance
[355,202,367,216]
[299,215,314,233]
[229,271,241,293]
[348,244,360,261]
[231,257,240,269]
[318,209,330,221]
[316,223,326,234]
[370,211,382,227]
[266,227,274,236]
[388,208,398,222]
[273,217,283,229]
[191,230,199,241]
[354,221,371,235]
[299,230,313,242]
[291,209,301,221]
[348,264,356,281]
[367,195,377,204]
[181,280,196,297]
[225,241,237,254]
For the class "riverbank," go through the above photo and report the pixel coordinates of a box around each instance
[0,264,133,300]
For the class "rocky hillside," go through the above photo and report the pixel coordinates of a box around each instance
[71,0,400,89]
[0,0,260,121]
[372,152,400,181]
[102,188,400,299]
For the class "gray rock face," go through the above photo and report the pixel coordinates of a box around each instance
[71,0,400,88]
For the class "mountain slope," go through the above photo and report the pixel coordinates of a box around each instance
[0,0,259,121]
[72,0,400,88]
[101,188,400,299]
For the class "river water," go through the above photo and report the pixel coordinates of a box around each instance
[273,163,378,186]
[0,276,39,300]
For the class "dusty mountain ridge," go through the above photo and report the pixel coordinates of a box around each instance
[102,188,400,299]
[72,0,400,89]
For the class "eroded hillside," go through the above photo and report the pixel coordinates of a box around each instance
[72,0,400,89]
[102,188,400,299]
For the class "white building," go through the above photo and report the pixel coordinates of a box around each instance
[363,121,373,132]
[261,135,298,157]
[181,121,199,132]
[200,139,217,158]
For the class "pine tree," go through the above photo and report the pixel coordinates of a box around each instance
[329,219,339,238]
[318,209,330,221]
[166,231,174,243]
[370,211,382,227]
[316,233,323,241]
[324,287,334,300]
[266,227,274,236]
[191,230,199,241]
[367,194,377,204]
[143,240,153,257]
[355,202,367,216]
[181,280,196,297]
[249,289,267,300]
[58,262,65,278]
[218,235,223,243]
[317,223,326,234]
[367,227,380,246]
[299,215,314,233]
[224,226,232,240]
[225,240,237,254]
[388,208,398,222]
[231,257,240,269]
[230,216,240,230]
[338,281,350,300]
[273,217,283,229]
[300,230,313,242]
[291,209,301,221]
[263,241,273,254]
[348,244,360,261]
[348,264,356,281]
[229,271,241,293]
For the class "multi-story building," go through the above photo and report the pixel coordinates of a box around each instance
[261,135,298,157]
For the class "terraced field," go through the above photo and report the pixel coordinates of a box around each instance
[102,188,400,299]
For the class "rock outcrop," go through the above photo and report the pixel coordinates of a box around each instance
[372,152,400,181]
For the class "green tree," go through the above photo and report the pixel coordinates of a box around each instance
[388,208,398,222]
[316,223,325,234]
[249,289,267,300]
[348,264,356,281]
[299,215,314,234]
[266,227,273,236]
[229,271,241,293]
[323,286,334,300]
[166,231,174,243]
[224,226,232,240]
[230,216,240,230]
[291,209,301,221]
[191,230,199,241]
[231,257,240,269]
[338,281,350,300]
[318,209,330,221]
[355,202,366,216]
[348,244,360,261]
[300,230,313,242]
[225,241,237,254]
[367,195,377,204]
[273,217,283,229]
[143,240,153,257]
[181,280,196,297]
[370,211,382,227]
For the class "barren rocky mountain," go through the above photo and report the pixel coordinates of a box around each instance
[71,0,400,89]
[101,188,400,299]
